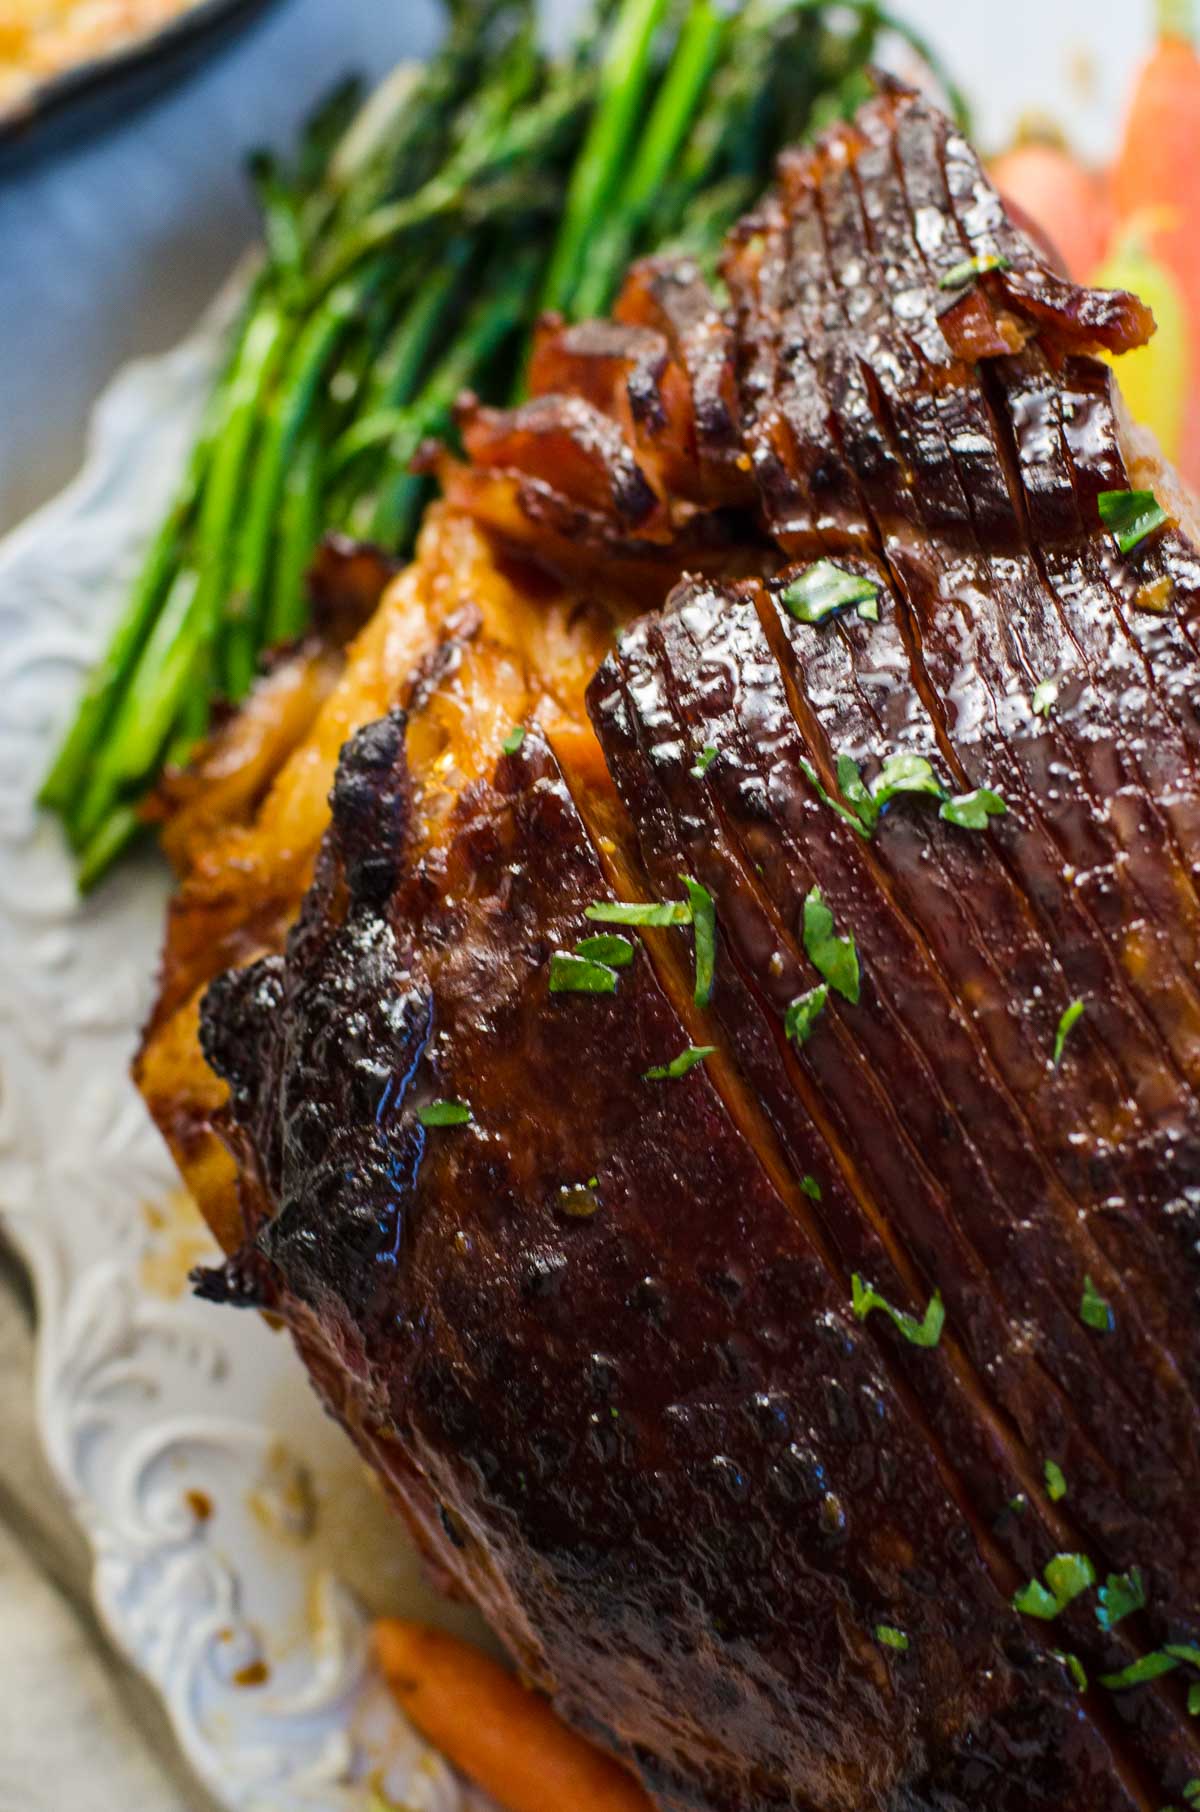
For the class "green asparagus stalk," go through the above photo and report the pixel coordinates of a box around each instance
[43,0,966,891]
[571,0,728,317]
[538,0,670,315]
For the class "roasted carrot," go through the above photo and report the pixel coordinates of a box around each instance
[989,142,1111,281]
[373,1620,653,1812]
[1111,0,1200,483]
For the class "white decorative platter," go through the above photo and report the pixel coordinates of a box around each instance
[0,306,499,1812]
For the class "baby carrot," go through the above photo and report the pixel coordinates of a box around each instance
[1111,1,1200,483]
[373,1620,652,1812]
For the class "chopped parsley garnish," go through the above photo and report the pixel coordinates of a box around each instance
[549,951,619,995]
[1032,678,1058,718]
[1053,1650,1088,1692]
[851,1275,945,1348]
[644,1044,715,1081]
[800,1173,823,1200]
[418,1100,472,1127]
[691,744,718,778]
[586,898,692,927]
[1098,487,1168,554]
[870,752,945,815]
[1099,1650,1180,1690]
[802,750,946,840]
[875,1624,909,1651]
[938,251,1012,290]
[1079,1273,1114,1333]
[1053,997,1085,1067]
[799,756,870,838]
[681,874,716,1007]
[834,754,878,831]
[782,560,880,625]
[1044,1459,1067,1502]
[939,787,1007,831]
[857,599,880,622]
[1013,1553,1096,1620]
[1096,1567,1145,1632]
[576,932,634,968]
[501,726,526,755]
[803,887,861,1004]
[1012,1578,1060,1620]
[1044,1552,1096,1608]
[785,984,829,1046]
[1167,1644,1200,1669]
[1189,1682,1200,1716]
[1184,1781,1200,1807]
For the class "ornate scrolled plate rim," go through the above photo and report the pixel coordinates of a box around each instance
[0,300,494,1812]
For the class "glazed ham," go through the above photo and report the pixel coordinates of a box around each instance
[137,81,1200,1812]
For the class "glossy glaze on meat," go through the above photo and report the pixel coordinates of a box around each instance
[144,79,1200,1812]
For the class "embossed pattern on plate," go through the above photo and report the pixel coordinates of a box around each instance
[0,304,496,1812]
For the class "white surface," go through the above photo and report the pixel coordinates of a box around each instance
[0,0,1149,534]
[0,301,500,1811]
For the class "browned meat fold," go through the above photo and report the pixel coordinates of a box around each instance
[142,77,1200,1812]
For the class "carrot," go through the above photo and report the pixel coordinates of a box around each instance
[373,1620,653,1812]
[1111,0,1200,484]
[989,143,1111,282]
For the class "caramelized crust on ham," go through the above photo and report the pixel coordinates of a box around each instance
[139,80,1200,1812]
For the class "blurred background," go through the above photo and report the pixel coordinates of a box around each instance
[0,0,1147,534]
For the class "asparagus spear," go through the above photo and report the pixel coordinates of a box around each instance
[45,0,965,891]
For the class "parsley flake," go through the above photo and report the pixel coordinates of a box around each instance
[1166,1644,1200,1670]
[501,726,526,755]
[681,874,716,1007]
[804,751,945,839]
[782,560,880,625]
[1096,1567,1146,1632]
[875,1624,909,1652]
[1098,487,1168,554]
[803,887,860,1003]
[1053,997,1085,1067]
[1184,1781,1200,1808]
[1012,1578,1060,1619]
[799,756,870,839]
[1013,1553,1096,1621]
[576,933,634,968]
[785,984,829,1046]
[800,1174,823,1200]
[835,754,878,831]
[1189,1682,1200,1716]
[939,787,1007,831]
[1044,1552,1096,1608]
[1080,1273,1114,1334]
[1100,1651,1180,1690]
[1044,1459,1067,1502]
[691,744,718,778]
[851,1275,945,1348]
[857,599,880,622]
[871,751,945,815]
[938,251,1012,290]
[586,899,691,927]
[1053,1651,1088,1692]
[550,952,618,995]
[1032,678,1058,718]
[643,1045,715,1081]
[418,1100,472,1127]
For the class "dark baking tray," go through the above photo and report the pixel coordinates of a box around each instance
[0,0,283,168]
